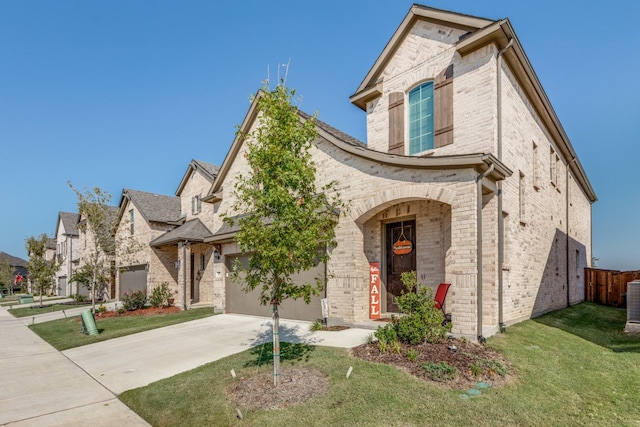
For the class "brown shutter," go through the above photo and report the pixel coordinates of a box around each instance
[388,92,404,155]
[434,64,454,148]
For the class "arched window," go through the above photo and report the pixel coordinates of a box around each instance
[408,81,434,154]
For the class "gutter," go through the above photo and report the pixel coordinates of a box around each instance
[476,163,494,343]
[496,38,513,333]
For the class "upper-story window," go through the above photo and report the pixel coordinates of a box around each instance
[387,65,453,156]
[129,209,134,235]
[192,194,202,215]
[408,82,434,155]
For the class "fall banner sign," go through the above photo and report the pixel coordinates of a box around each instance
[369,262,381,319]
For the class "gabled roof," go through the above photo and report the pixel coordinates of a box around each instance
[0,251,27,267]
[204,90,511,201]
[175,159,220,196]
[118,189,182,225]
[349,4,596,203]
[150,218,213,247]
[351,5,493,109]
[55,211,80,238]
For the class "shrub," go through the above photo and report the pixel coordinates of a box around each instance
[374,271,451,346]
[149,282,172,307]
[70,294,87,303]
[406,348,419,363]
[122,290,147,310]
[422,361,458,382]
[470,358,508,378]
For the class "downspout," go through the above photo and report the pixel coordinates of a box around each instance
[182,241,188,310]
[496,38,513,333]
[566,158,577,306]
[477,163,494,343]
[69,236,73,296]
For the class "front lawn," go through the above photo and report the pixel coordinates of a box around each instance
[120,303,640,426]
[30,307,216,351]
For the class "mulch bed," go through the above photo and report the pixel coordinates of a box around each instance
[227,367,329,411]
[79,306,181,320]
[351,338,511,389]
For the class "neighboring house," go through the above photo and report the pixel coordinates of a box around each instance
[149,159,219,308]
[54,211,80,296]
[115,189,181,299]
[0,251,28,292]
[76,205,119,300]
[202,5,596,340]
[115,160,219,307]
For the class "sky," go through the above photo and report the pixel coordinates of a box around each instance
[1,1,639,270]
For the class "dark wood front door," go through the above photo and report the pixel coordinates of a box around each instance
[386,220,416,312]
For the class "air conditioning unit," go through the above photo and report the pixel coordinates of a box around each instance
[625,280,640,333]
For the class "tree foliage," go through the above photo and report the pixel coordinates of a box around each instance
[223,82,347,386]
[68,183,140,311]
[224,83,346,305]
[0,260,14,294]
[25,234,61,305]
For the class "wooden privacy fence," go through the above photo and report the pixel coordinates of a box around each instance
[584,268,640,308]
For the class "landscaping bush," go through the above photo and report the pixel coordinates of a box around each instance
[122,290,147,310]
[149,282,172,307]
[375,271,450,346]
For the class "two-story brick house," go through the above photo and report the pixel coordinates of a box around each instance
[54,211,79,297]
[204,5,596,340]
[115,160,219,308]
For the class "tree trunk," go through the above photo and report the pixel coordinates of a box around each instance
[272,302,280,387]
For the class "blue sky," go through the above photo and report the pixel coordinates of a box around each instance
[1,1,639,270]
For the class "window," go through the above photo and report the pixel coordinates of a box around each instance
[532,142,540,190]
[519,171,526,224]
[408,82,434,154]
[550,147,558,186]
[192,194,202,214]
[129,209,134,235]
[200,253,206,271]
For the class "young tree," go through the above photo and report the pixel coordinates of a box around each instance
[68,183,140,313]
[223,82,346,387]
[26,234,61,306]
[0,260,13,295]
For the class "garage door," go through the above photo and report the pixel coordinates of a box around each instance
[119,264,148,298]
[58,277,67,297]
[225,255,324,322]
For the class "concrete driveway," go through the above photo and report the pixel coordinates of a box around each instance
[63,314,373,394]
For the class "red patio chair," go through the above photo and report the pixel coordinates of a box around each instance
[434,283,451,316]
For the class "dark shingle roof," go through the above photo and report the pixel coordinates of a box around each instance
[124,189,182,223]
[298,110,366,148]
[150,218,213,247]
[0,251,27,267]
[192,159,220,179]
[59,211,80,236]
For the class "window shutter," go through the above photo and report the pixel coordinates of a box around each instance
[434,64,454,148]
[388,92,405,155]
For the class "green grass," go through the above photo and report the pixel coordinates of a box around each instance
[8,302,91,317]
[30,307,216,351]
[120,302,640,427]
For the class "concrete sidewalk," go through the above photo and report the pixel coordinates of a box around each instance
[14,301,121,325]
[63,314,373,394]
[0,307,148,426]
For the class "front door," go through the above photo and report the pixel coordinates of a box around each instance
[386,220,416,312]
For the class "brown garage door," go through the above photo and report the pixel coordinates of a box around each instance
[119,264,148,298]
[225,255,324,322]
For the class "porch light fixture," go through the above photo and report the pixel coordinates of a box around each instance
[213,249,220,261]
[174,260,180,270]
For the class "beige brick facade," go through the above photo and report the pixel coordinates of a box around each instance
[207,6,596,341]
